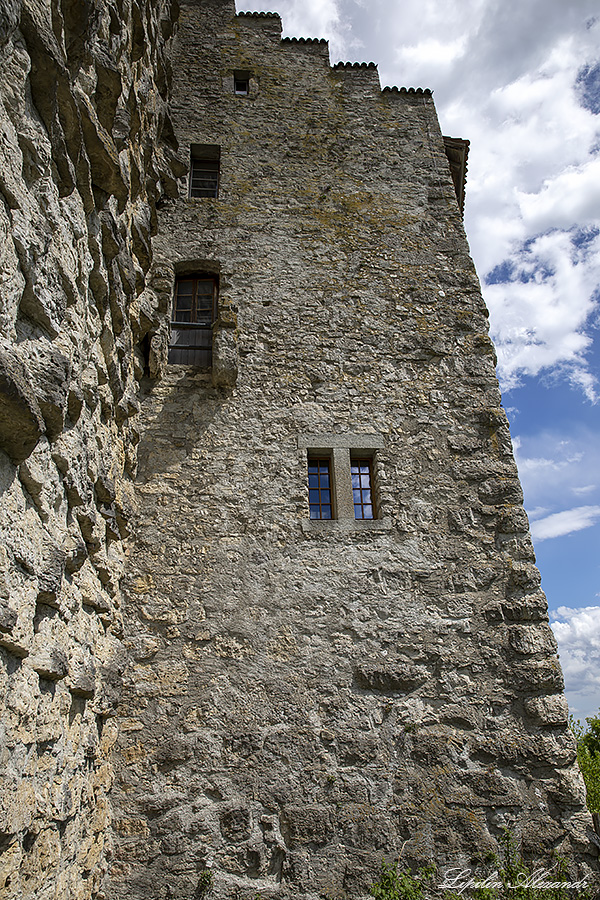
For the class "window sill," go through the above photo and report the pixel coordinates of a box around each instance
[301,517,392,534]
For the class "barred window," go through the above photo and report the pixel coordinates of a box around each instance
[190,159,219,197]
[189,144,220,198]
[308,458,333,519]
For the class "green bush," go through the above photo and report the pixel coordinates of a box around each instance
[443,830,590,900]
[369,830,591,900]
[571,711,600,813]
[369,861,435,900]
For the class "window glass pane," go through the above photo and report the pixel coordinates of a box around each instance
[351,472,360,488]
[362,490,371,503]
[353,489,361,502]
[363,505,373,519]
[308,458,332,519]
[360,473,370,487]
[354,504,362,517]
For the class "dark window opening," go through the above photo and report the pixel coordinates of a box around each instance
[351,458,374,519]
[189,144,220,198]
[190,159,218,197]
[234,71,250,95]
[308,458,333,519]
[169,275,217,366]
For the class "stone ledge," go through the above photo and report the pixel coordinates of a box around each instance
[301,517,392,534]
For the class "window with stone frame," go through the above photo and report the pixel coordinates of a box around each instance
[300,435,384,526]
[234,71,250,95]
[168,275,217,366]
[189,145,220,198]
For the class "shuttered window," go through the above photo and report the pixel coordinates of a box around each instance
[169,276,217,366]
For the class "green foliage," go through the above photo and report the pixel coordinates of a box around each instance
[195,869,213,898]
[369,831,591,900]
[443,831,590,900]
[571,711,600,813]
[369,861,435,900]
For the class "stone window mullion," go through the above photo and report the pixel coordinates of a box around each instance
[331,448,354,520]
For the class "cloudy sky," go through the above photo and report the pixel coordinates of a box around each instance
[237,0,600,720]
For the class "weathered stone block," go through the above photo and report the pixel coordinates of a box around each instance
[0,602,18,633]
[508,624,557,656]
[0,341,45,461]
[220,807,252,842]
[30,646,68,680]
[283,806,333,847]
[212,323,238,388]
[524,694,569,725]
[354,661,429,693]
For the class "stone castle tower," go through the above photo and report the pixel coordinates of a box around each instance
[0,0,596,898]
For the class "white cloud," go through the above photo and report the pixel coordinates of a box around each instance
[530,505,600,541]
[484,228,600,398]
[395,36,467,71]
[513,429,600,513]
[550,606,600,719]
[518,158,600,233]
[573,484,596,496]
[236,0,352,58]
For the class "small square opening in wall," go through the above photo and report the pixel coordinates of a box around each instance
[234,71,250,95]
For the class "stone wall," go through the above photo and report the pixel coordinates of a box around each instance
[106,3,596,900]
[0,0,179,896]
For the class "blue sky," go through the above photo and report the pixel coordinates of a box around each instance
[237,0,600,720]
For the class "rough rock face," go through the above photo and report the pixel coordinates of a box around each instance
[104,2,596,900]
[0,0,179,896]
